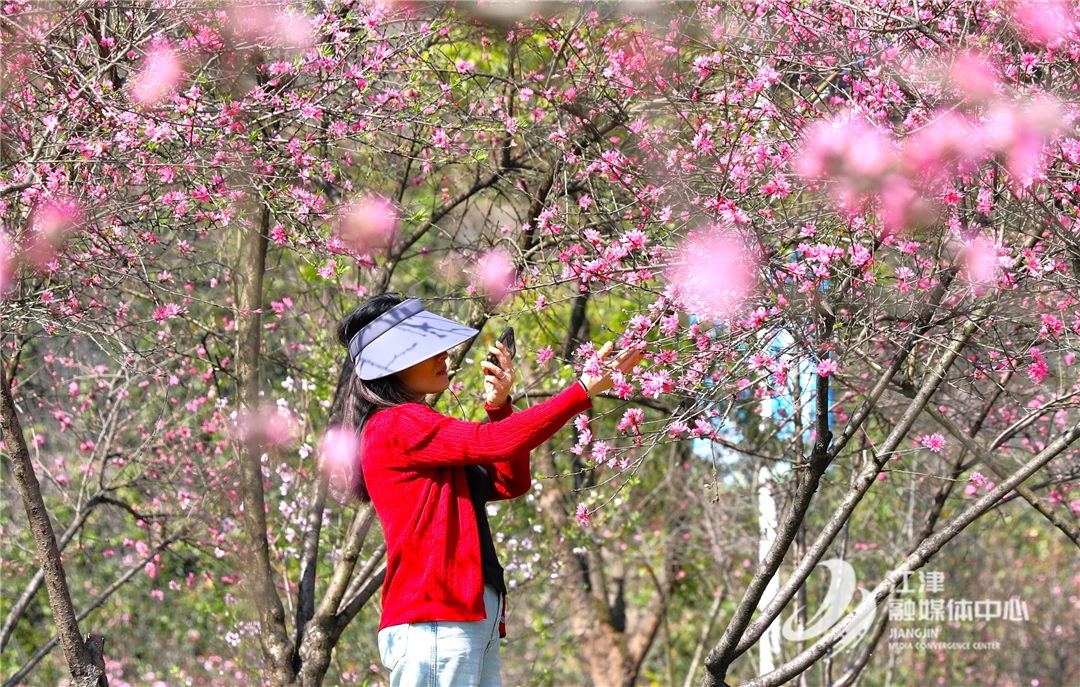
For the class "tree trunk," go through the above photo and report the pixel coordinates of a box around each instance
[0,364,107,686]
[233,204,296,685]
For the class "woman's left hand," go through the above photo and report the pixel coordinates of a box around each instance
[481,341,516,406]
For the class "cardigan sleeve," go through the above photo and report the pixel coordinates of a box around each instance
[484,397,514,422]
[482,397,530,500]
[366,383,591,469]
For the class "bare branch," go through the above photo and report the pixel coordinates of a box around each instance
[740,417,1080,687]
[926,405,1080,548]
[0,360,104,686]
[2,532,182,687]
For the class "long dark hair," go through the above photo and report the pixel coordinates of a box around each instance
[335,293,416,501]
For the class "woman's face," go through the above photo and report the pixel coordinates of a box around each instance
[394,350,451,398]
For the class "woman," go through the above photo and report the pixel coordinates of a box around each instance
[335,293,641,687]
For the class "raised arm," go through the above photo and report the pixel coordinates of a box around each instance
[366,383,591,469]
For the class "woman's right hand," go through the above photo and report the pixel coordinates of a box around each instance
[579,342,645,398]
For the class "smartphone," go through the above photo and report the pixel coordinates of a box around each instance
[485,326,516,373]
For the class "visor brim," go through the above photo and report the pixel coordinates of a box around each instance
[354,310,478,380]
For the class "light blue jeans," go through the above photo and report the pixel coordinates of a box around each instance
[378,586,503,687]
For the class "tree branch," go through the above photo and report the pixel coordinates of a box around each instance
[702,366,833,685]
[739,417,1080,687]
[233,203,295,684]
[0,361,104,687]
[2,532,182,687]
[926,405,1080,548]
[706,305,987,685]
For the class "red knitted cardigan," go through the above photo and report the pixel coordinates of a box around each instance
[361,383,592,630]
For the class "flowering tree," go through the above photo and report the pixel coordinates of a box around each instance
[2,0,1079,686]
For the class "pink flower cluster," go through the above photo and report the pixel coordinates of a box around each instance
[920,433,947,453]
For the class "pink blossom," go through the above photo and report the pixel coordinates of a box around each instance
[659,314,680,336]
[618,408,645,434]
[591,441,612,464]
[1040,314,1063,337]
[574,503,592,526]
[318,259,338,279]
[574,413,591,435]
[131,45,183,106]
[609,371,634,400]
[475,248,516,306]
[693,416,716,438]
[336,194,398,256]
[1027,359,1048,384]
[920,433,946,452]
[816,359,838,377]
[640,370,672,398]
[149,589,164,601]
[620,229,649,250]
[536,346,554,367]
[749,353,774,371]
[970,471,988,487]
[667,421,689,438]
[151,303,184,323]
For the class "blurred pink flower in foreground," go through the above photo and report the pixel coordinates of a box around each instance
[1013,0,1078,46]
[668,229,756,320]
[475,247,516,306]
[336,194,399,256]
[794,113,894,196]
[0,233,14,295]
[237,407,300,450]
[319,427,361,496]
[878,174,939,236]
[131,45,183,106]
[25,198,81,269]
[985,99,1064,185]
[947,51,1002,102]
[227,2,314,48]
[960,235,1000,287]
[902,111,986,180]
